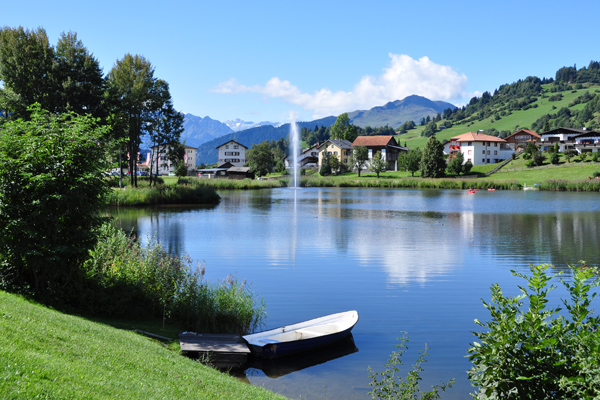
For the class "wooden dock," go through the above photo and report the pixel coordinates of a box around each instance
[178,332,251,368]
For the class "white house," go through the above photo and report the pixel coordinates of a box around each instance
[283,144,319,170]
[150,144,197,175]
[444,132,514,165]
[216,140,247,167]
[573,131,600,153]
[539,127,587,152]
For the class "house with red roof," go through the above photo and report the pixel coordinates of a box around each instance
[351,135,407,171]
[444,132,514,165]
[503,129,540,150]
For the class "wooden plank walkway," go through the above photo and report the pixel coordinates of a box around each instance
[179,332,250,368]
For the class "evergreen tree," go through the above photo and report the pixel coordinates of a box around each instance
[420,136,446,178]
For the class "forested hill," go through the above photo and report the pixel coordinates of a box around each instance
[400,60,600,149]
[196,116,337,164]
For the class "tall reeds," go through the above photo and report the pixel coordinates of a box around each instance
[81,224,265,334]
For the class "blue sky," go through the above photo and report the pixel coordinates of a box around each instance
[4,0,599,124]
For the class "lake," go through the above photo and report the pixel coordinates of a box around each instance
[111,188,600,399]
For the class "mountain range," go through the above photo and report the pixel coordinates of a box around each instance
[182,94,457,163]
[348,95,456,128]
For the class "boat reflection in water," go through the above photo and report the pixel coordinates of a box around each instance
[244,334,359,379]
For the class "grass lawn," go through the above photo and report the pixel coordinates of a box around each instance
[0,291,287,400]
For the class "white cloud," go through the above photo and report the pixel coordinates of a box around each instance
[212,54,468,118]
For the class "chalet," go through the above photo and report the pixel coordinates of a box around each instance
[539,127,587,152]
[216,140,248,167]
[150,144,197,176]
[444,132,513,165]
[503,129,540,150]
[283,144,319,170]
[351,135,407,171]
[573,131,600,153]
[318,139,353,169]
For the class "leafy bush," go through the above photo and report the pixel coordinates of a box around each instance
[368,332,454,399]
[0,106,111,298]
[550,152,560,164]
[468,263,600,399]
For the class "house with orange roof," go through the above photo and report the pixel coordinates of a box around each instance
[503,129,540,150]
[444,132,514,165]
[351,135,407,171]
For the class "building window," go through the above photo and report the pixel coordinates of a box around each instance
[487,159,490,163]
[482,150,485,154]
[368,149,373,159]
[234,145,239,149]
[482,158,485,163]
[494,150,497,155]
[487,150,490,155]
[468,150,472,155]
[468,142,472,146]
[494,143,498,147]
[225,145,229,149]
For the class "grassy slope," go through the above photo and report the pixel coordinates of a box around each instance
[0,291,287,400]
[396,85,600,149]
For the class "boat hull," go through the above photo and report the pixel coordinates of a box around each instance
[243,310,358,359]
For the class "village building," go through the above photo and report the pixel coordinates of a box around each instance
[538,127,588,152]
[150,144,197,176]
[216,140,247,167]
[444,132,513,165]
[572,130,600,153]
[351,135,407,171]
[283,144,319,170]
[503,129,540,150]
[317,139,353,169]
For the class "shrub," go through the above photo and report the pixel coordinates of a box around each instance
[593,153,599,163]
[550,152,560,164]
[0,106,111,298]
[368,332,454,399]
[468,263,600,399]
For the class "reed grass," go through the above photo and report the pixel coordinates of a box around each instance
[108,181,221,206]
[81,224,265,334]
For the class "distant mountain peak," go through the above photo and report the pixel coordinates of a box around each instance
[348,95,456,128]
[224,118,280,132]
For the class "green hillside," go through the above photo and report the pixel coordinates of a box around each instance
[397,83,600,150]
[0,291,287,400]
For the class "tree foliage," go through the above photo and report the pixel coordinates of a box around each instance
[0,105,111,297]
[420,136,446,178]
[330,113,358,142]
[446,151,465,175]
[370,151,387,178]
[399,148,422,177]
[349,146,369,177]
[468,264,600,399]
[246,141,274,177]
[0,26,56,119]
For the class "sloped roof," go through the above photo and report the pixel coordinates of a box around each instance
[216,139,248,149]
[540,127,587,136]
[504,129,540,141]
[352,135,396,147]
[450,132,507,143]
[227,167,251,173]
[317,139,353,150]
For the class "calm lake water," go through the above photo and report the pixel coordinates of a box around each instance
[111,188,600,399]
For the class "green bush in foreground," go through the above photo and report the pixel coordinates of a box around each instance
[82,224,265,334]
[468,263,600,399]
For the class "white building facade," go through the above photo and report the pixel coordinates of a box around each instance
[150,144,197,175]
[216,140,247,167]
[444,132,514,165]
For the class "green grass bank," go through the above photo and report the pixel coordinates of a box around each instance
[0,291,287,400]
